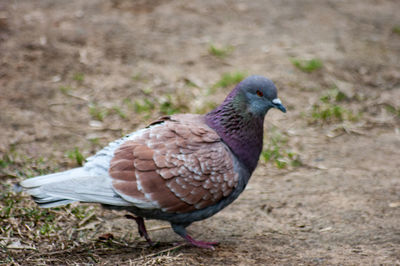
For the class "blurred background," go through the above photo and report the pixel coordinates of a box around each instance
[0,0,399,264]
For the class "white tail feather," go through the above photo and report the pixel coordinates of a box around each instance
[20,168,131,208]
[20,168,87,188]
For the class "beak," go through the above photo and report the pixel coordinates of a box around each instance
[272,98,286,113]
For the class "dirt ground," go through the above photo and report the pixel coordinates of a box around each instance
[1,0,400,265]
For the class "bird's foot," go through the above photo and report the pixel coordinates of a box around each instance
[125,214,154,246]
[183,234,219,249]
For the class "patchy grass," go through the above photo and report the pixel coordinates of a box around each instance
[141,87,153,95]
[132,98,155,115]
[159,94,189,115]
[66,147,85,166]
[89,103,108,121]
[111,106,127,119]
[59,85,73,95]
[0,153,13,169]
[208,43,234,58]
[212,71,247,92]
[131,72,143,81]
[262,128,302,169]
[384,104,400,117]
[0,153,101,255]
[0,149,54,180]
[126,93,190,117]
[319,88,348,103]
[73,73,85,82]
[392,25,400,35]
[312,105,345,122]
[291,58,323,73]
[0,180,105,264]
[1,186,60,239]
[184,78,200,88]
[70,205,95,221]
[310,88,359,124]
[160,99,179,115]
[88,137,101,147]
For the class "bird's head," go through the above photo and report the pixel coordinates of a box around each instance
[237,75,286,117]
[205,75,286,172]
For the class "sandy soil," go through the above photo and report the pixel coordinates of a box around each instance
[1,0,400,264]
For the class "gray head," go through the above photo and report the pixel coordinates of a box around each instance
[237,75,286,116]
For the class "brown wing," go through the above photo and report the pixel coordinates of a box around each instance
[109,114,239,213]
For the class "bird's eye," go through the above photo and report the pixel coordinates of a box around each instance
[256,90,263,97]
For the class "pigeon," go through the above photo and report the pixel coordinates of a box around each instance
[19,75,286,249]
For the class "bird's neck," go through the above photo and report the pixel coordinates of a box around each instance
[205,91,264,173]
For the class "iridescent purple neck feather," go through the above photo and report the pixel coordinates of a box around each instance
[205,85,265,173]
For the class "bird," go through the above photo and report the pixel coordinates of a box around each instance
[19,75,286,249]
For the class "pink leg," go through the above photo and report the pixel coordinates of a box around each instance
[183,234,219,249]
[172,223,219,249]
[125,214,154,246]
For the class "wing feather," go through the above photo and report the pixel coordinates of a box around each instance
[109,114,239,213]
